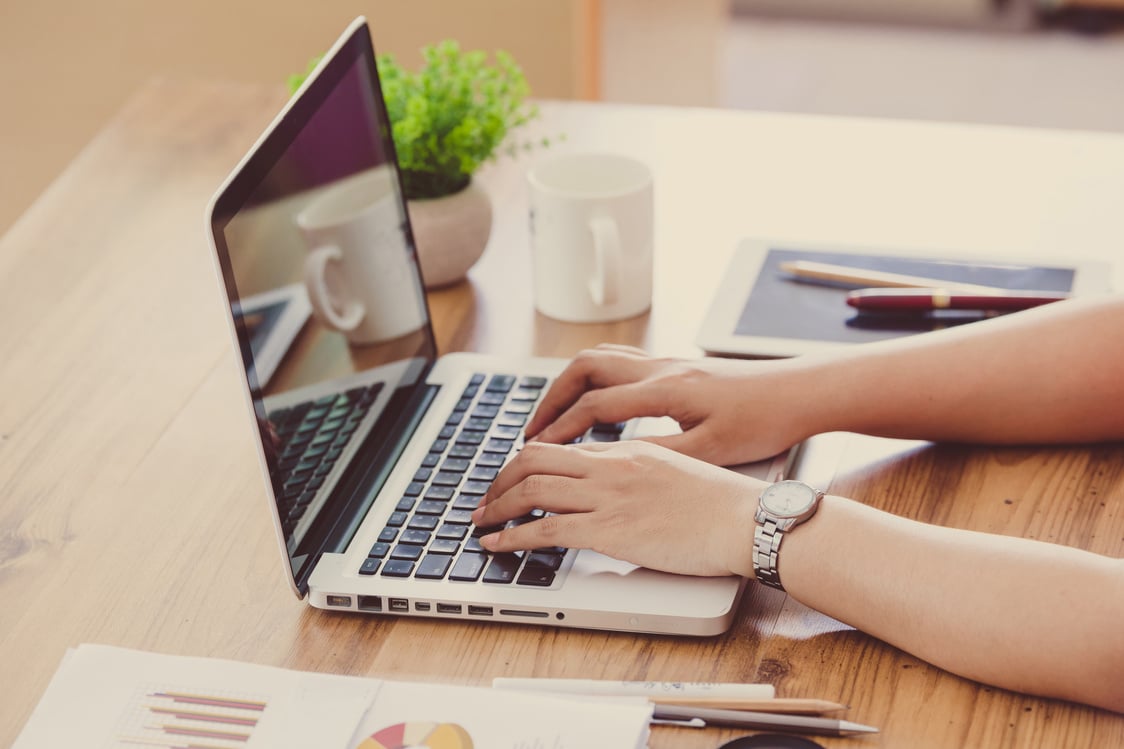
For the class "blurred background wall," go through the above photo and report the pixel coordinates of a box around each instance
[2,0,1122,237]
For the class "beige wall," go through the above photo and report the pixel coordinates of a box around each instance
[0,1,598,236]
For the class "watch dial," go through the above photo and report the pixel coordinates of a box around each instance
[761,481,817,517]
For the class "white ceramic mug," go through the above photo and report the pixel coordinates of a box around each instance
[296,167,426,345]
[527,153,654,323]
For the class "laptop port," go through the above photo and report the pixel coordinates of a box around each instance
[498,609,549,618]
[467,605,493,617]
[326,595,352,608]
[357,595,382,612]
[415,602,431,612]
[436,603,463,614]
[389,598,409,612]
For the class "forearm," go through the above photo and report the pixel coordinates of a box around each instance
[781,295,1124,445]
[774,496,1124,712]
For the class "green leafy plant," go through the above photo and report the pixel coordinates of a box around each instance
[289,41,545,200]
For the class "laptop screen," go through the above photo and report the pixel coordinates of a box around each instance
[209,20,436,590]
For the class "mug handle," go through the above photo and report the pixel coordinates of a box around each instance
[304,245,365,332]
[588,215,622,307]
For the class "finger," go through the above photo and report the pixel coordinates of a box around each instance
[479,512,590,554]
[526,349,658,437]
[473,473,592,528]
[532,381,675,445]
[481,442,592,507]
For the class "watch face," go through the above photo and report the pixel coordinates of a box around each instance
[760,481,819,517]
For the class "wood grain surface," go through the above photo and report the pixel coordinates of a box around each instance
[1,78,1122,748]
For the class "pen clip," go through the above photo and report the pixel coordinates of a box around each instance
[650,716,707,728]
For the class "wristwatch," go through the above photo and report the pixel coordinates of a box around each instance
[752,480,825,591]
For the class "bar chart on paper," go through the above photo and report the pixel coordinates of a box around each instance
[113,684,269,748]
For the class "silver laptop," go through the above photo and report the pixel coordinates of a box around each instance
[205,17,784,636]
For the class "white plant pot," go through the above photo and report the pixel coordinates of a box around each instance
[407,179,493,288]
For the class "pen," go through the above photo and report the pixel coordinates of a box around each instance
[651,704,878,736]
[651,697,846,714]
[492,678,775,700]
[846,287,1070,312]
[779,260,1003,293]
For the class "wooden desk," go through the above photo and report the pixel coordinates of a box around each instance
[2,79,1122,748]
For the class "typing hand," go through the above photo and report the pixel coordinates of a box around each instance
[525,344,805,466]
[472,440,765,578]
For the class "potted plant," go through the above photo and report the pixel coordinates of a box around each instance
[290,42,542,287]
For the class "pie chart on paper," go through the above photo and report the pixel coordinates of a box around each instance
[355,721,474,749]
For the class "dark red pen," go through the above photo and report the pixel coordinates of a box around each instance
[846,287,1071,313]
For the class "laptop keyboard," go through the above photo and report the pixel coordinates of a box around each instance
[268,383,385,537]
[358,372,624,587]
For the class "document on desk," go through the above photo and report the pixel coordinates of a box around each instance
[14,644,652,749]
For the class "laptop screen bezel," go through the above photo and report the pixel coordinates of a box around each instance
[205,17,439,597]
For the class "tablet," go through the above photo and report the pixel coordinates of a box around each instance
[695,238,1112,359]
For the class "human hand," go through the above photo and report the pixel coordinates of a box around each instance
[526,344,809,466]
[471,439,764,578]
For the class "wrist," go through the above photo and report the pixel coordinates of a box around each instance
[726,484,761,579]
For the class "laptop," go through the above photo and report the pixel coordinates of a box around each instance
[205,17,787,636]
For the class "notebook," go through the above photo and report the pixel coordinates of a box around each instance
[697,238,1111,358]
[205,17,789,636]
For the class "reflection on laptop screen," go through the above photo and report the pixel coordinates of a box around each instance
[210,32,435,584]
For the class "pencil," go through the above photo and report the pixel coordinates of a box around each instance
[649,697,847,714]
[778,260,1003,293]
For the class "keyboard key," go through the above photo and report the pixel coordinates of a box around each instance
[401,529,432,546]
[445,509,474,525]
[483,439,514,454]
[436,523,469,540]
[479,392,506,406]
[510,388,542,402]
[486,374,516,393]
[460,480,492,495]
[415,553,453,580]
[471,405,500,419]
[475,453,506,468]
[413,467,433,482]
[407,514,440,531]
[415,500,448,516]
[381,559,415,577]
[385,511,408,527]
[403,481,426,496]
[368,542,391,558]
[378,527,398,543]
[430,539,461,554]
[359,558,381,575]
[469,466,499,482]
[505,401,534,415]
[526,551,565,570]
[432,471,463,487]
[421,453,441,468]
[449,444,478,459]
[463,537,485,554]
[452,494,482,511]
[440,458,471,473]
[455,431,485,446]
[469,373,486,385]
[464,417,494,431]
[483,553,522,584]
[390,543,425,561]
[520,376,548,389]
[424,486,455,501]
[396,496,416,512]
[449,553,487,582]
[517,563,556,587]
